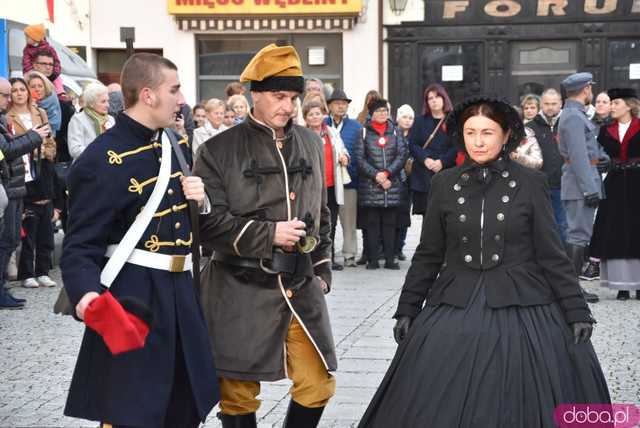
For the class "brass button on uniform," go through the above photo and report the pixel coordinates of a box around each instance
[509,180,517,188]
[454,183,461,191]
[464,255,473,263]
[501,195,509,203]
[172,205,180,212]
[491,254,500,262]
[158,157,162,163]
[174,222,181,230]
[289,191,296,201]
[168,188,174,196]
[502,170,509,178]
[497,213,505,221]
[459,214,467,222]
[286,289,293,298]
[457,197,465,204]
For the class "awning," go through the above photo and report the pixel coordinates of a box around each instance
[174,15,358,32]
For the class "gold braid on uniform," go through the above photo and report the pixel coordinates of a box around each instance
[152,203,188,218]
[107,141,162,165]
[129,172,184,195]
[144,233,193,252]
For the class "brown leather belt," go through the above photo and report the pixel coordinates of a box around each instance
[564,158,598,166]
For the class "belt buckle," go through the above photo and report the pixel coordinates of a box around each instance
[169,255,186,272]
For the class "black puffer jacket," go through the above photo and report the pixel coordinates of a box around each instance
[528,114,563,190]
[0,117,44,199]
[355,119,408,208]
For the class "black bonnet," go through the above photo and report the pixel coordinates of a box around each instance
[446,96,526,155]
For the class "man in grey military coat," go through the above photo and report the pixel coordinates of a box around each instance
[557,72,610,303]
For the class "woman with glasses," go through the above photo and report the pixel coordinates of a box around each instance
[354,98,408,270]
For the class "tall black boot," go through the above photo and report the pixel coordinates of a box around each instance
[568,244,599,303]
[282,400,325,428]
[218,412,257,428]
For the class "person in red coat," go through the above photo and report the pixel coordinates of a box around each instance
[590,87,640,300]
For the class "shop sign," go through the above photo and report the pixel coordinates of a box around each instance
[427,0,640,24]
[168,0,362,15]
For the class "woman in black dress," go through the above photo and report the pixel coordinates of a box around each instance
[358,97,611,428]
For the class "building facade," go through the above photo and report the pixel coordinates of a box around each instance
[385,0,640,110]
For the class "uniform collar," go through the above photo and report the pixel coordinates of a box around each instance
[247,110,294,140]
[458,156,510,185]
[118,112,156,142]
[564,99,586,112]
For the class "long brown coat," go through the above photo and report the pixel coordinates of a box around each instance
[194,114,337,381]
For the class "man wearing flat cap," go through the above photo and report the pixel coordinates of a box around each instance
[325,88,363,268]
[194,44,336,428]
[557,72,610,303]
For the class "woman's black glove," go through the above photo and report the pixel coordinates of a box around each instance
[393,316,413,344]
[584,192,600,208]
[572,322,593,344]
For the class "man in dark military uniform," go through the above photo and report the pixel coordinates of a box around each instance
[61,53,219,427]
[194,44,337,428]
[557,72,610,303]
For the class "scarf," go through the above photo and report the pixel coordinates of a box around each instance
[84,106,109,137]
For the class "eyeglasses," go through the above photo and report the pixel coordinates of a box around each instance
[35,62,54,67]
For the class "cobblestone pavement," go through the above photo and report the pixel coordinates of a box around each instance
[1,219,639,427]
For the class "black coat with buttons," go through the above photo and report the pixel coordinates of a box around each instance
[395,157,593,325]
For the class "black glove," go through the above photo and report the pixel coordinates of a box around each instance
[596,157,611,174]
[584,192,600,208]
[393,316,412,344]
[571,322,593,344]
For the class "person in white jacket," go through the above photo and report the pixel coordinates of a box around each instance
[303,98,350,270]
[67,82,115,161]
[192,98,227,158]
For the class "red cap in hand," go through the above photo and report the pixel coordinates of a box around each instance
[84,291,152,355]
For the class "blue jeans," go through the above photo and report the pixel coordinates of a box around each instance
[550,188,568,243]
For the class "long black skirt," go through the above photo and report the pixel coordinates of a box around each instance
[358,277,611,428]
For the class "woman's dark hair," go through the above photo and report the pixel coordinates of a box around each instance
[448,97,525,155]
[423,83,453,116]
[8,77,33,106]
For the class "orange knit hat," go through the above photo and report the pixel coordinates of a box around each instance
[24,24,46,43]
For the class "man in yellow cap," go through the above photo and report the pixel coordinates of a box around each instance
[194,44,337,428]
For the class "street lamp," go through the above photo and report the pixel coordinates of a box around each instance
[389,0,409,15]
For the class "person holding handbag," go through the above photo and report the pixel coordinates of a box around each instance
[408,83,457,215]
[7,77,59,289]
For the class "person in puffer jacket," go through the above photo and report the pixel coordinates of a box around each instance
[354,98,408,270]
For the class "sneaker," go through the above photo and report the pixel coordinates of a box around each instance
[22,278,39,288]
[36,275,57,287]
[579,261,600,281]
[344,257,357,267]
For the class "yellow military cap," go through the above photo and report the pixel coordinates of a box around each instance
[240,44,305,93]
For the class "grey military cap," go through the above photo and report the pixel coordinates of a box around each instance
[561,72,595,92]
